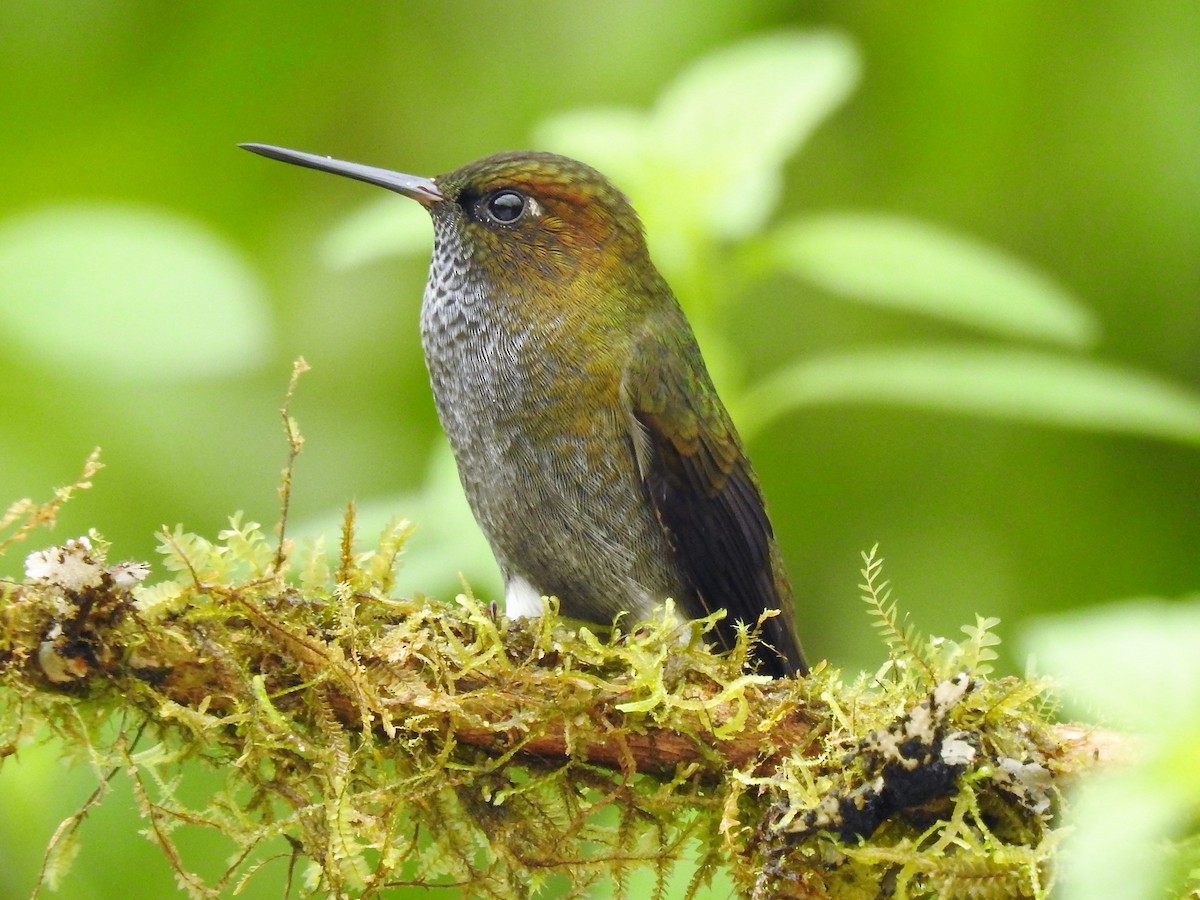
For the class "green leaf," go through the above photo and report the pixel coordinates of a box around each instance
[651,31,860,239]
[320,195,433,270]
[1056,773,1182,900]
[536,31,860,254]
[768,213,1099,346]
[739,345,1200,446]
[0,204,271,379]
[1023,599,1200,900]
[1025,598,1200,733]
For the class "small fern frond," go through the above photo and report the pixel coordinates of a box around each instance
[859,544,935,679]
[959,614,1003,678]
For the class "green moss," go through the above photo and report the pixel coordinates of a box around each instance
[0,508,1073,899]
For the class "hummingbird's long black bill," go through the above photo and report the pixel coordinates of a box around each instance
[239,143,444,206]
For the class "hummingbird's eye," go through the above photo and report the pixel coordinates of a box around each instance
[483,190,527,224]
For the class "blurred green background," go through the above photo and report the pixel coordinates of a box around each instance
[1,2,1197,897]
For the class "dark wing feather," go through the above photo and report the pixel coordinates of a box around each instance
[622,319,807,677]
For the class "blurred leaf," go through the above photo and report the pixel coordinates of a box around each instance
[1023,600,1200,900]
[320,195,433,269]
[1055,770,1185,900]
[768,213,1099,346]
[739,346,1200,446]
[1027,599,1200,732]
[537,31,860,265]
[0,205,271,379]
[651,31,860,240]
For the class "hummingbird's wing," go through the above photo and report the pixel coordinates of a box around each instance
[620,318,807,677]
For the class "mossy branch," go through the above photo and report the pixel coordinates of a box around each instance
[0,513,1118,899]
[0,392,1119,899]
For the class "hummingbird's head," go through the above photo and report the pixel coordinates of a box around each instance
[429,152,649,282]
[239,144,653,288]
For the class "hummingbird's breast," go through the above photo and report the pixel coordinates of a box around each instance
[418,229,687,622]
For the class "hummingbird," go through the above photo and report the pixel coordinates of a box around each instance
[241,143,808,677]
